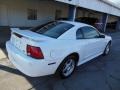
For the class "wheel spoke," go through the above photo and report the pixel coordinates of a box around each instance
[62,59,75,77]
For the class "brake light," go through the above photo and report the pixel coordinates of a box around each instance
[27,45,44,59]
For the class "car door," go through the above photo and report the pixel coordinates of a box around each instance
[76,26,106,63]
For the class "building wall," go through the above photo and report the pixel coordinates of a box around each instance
[0,0,68,27]
[0,0,118,27]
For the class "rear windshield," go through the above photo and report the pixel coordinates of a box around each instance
[32,22,74,38]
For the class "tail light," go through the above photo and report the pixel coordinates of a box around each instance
[27,45,44,59]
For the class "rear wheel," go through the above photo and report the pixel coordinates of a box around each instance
[58,55,77,78]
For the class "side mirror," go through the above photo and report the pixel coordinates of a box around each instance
[99,34,105,38]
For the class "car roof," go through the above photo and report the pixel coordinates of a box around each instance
[59,20,91,28]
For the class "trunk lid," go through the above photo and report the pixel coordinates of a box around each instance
[11,28,54,41]
[10,28,54,55]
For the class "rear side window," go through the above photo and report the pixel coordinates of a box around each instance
[35,22,74,38]
[76,29,84,39]
[81,26,99,39]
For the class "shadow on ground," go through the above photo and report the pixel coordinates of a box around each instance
[0,50,120,90]
[0,55,109,90]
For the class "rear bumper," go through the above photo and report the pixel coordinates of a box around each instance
[6,41,60,77]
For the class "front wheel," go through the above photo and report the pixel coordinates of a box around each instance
[58,56,76,78]
[103,43,111,55]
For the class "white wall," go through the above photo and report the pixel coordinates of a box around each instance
[0,0,68,27]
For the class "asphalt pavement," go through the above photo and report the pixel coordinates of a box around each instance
[0,32,120,90]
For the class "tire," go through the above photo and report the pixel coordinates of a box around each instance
[103,43,111,56]
[58,55,77,79]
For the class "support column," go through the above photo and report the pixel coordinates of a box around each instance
[116,17,120,31]
[101,13,109,32]
[98,13,109,32]
[68,5,77,21]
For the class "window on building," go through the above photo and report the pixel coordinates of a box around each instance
[27,9,37,20]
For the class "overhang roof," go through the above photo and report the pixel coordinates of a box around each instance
[56,0,120,17]
[102,0,120,9]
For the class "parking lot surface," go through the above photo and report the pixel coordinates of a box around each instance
[0,32,120,90]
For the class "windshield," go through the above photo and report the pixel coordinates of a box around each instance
[33,22,74,38]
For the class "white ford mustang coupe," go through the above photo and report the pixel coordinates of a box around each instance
[6,21,112,78]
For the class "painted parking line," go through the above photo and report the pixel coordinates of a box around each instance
[0,48,7,60]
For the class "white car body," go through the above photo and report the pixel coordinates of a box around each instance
[6,21,112,77]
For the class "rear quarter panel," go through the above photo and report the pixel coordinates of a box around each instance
[43,40,85,65]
